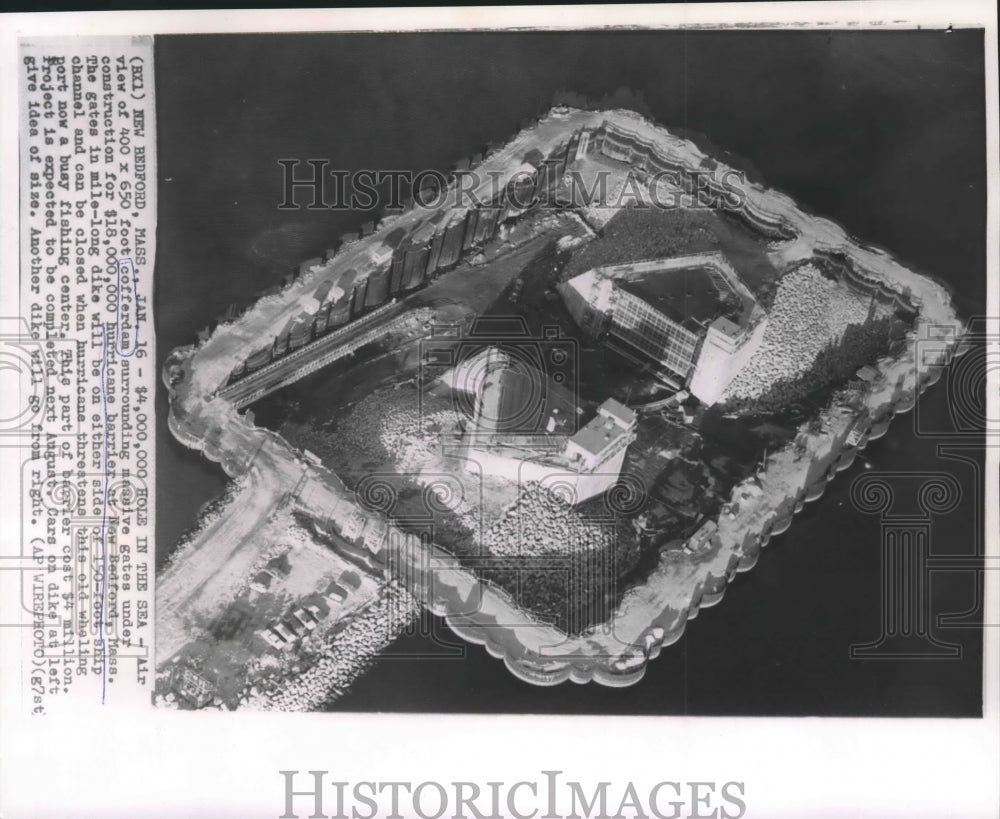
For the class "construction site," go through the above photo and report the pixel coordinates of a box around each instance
[250,191,870,632]
[158,107,947,705]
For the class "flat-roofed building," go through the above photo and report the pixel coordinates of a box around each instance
[565,398,637,472]
[559,252,767,405]
[455,347,637,505]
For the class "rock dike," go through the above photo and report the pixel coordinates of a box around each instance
[163,107,965,692]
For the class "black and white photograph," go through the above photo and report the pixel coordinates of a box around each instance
[1,4,997,818]
[153,25,987,717]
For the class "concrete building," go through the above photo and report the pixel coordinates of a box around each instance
[559,252,766,406]
[565,398,636,470]
[350,279,368,316]
[455,347,637,504]
[687,314,767,406]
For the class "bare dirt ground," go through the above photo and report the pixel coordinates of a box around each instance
[156,468,283,665]
[156,499,384,709]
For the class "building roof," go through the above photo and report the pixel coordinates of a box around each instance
[569,253,759,335]
[563,269,612,312]
[710,316,741,337]
[172,667,214,707]
[371,242,395,264]
[617,264,735,332]
[273,622,295,641]
[568,411,628,458]
[598,397,636,428]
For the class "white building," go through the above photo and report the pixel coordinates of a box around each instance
[565,399,636,471]
[687,315,768,406]
[456,348,637,504]
[559,252,767,406]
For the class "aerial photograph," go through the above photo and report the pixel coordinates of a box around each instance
[152,30,986,715]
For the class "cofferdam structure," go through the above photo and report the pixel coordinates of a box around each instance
[160,106,967,696]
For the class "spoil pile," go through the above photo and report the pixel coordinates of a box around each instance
[725,264,889,400]
[332,386,460,473]
[480,483,614,557]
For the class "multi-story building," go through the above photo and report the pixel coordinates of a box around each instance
[564,399,637,471]
[559,252,767,405]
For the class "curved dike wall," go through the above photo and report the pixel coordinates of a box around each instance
[164,108,966,688]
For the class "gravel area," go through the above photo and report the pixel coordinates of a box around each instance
[329,385,461,473]
[481,482,614,557]
[724,264,890,400]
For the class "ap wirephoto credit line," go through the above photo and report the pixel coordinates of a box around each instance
[15,35,156,711]
[1,4,997,819]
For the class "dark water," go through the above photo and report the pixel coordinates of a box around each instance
[154,30,986,715]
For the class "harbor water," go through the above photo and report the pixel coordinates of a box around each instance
[154,30,986,715]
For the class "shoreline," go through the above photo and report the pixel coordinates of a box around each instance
[160,106,964,694]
